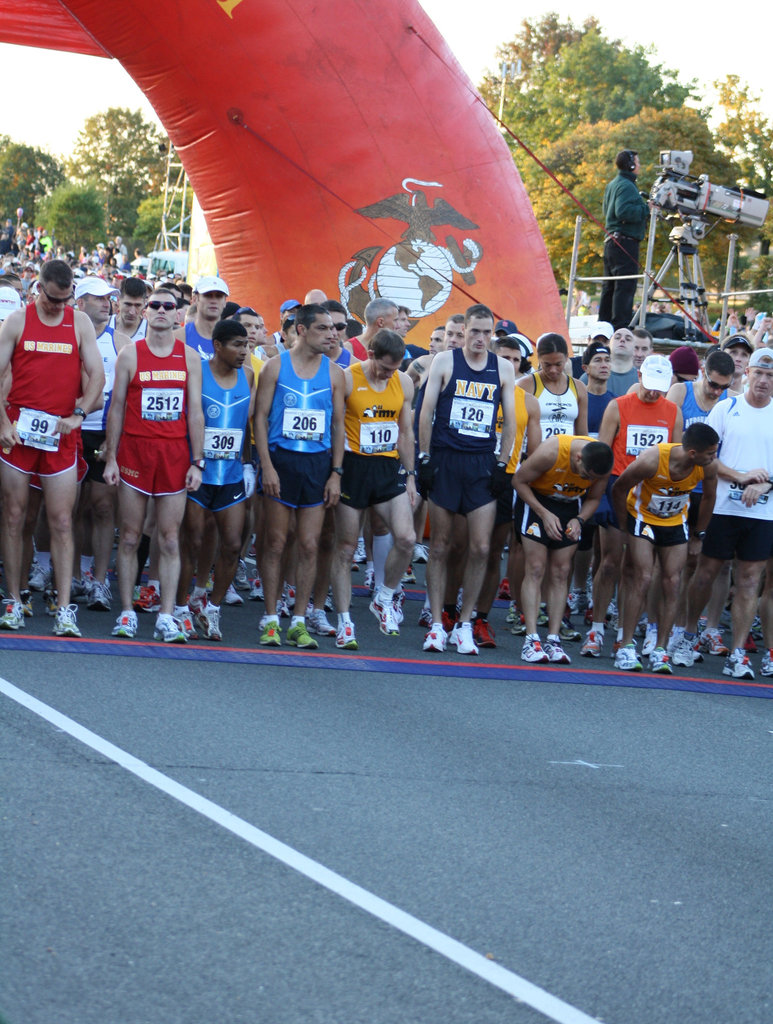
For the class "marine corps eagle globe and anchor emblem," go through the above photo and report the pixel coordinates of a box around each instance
[338,178,484,324]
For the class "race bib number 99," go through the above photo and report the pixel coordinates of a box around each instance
[203,427,243,460]
[449,398,494,437]
[17,407,60,450]
[625,424,668,456]
[282,407,325,442]
[142,388,184,421]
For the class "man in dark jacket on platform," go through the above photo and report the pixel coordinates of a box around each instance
[598,149,649,330]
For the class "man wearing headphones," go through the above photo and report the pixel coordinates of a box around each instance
[598,149,650,330]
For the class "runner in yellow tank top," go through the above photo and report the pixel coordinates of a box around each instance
[610,422,719,673]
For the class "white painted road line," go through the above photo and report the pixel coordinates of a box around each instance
[1,676,604,1024]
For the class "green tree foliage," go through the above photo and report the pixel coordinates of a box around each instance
[38,183,105,252]
[480,15,697,148]
[522,106,744,291]
[133,192,186,253]
[66,108,167,240]
[0,138,64,225]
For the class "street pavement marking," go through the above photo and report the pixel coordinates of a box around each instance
[1,674,603,1024]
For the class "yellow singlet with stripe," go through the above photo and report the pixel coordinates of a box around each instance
[531,434,595,501]
[626,443,704,527]
[345,361,403,457]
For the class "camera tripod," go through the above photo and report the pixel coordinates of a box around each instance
[635,219,711,339]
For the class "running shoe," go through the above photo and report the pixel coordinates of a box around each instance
[174,607,198,640]
[497,577,511,600]
[634,615,649,639]
[401,565,417,585]
[613,643,642,672]
[53,604,81,637]
[744,631,757,654]
[648,646,672,674]
[666,626,684,656]
[473,617,496,648]
[642,622,658,657]
[543,635,571,664]
[224,583,244,606]
[260,620,282,646]
[412,543,428,564]
[0,599,25,630]
[370,597,400,636]
[417,606,432,629]
[521,635,548,663]
[335,622,359,650]
[248,577,264,601]
[283,583,296,610]
[506,601,518,624]
[760,649,773,678]
[287,621,319,649]
[19,590,33,617]
[696,627,729,657]
[277,597,291,618]
[510,612,526,636]
[353,537,367,563]
[723,649,754,680]
[441,608,459,634]
[566,588,588,615]
[44,586,58,616]
[559,617,581,642]
[308,608,336,636]
[391,588,406,625]
[28,561,50,592]
[364,567,375,593]
[580,629,603,658]
[537,603,548,627]
[198,605,222,642]
[134,583,161,613]
[450,622,479,656]
[70,577,90,602]
[112,610,138,638]
[87,579,112,611]
[671,635,695,668]
[423,625,447,652]
[234,559,250,591]
[154,613,187,644]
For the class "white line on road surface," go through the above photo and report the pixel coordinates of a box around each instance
[2,676,604,1024]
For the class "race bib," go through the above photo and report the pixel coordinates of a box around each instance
[647,493,690,519]
[359,419,398,454]
[625,424,668,456]
[203,426,243,461]
[449,397,494,437]
[282,407,325,442]
[142,388,184,421]
[17,407,60,450]
[729,480,768,505]
[543,423,569,438]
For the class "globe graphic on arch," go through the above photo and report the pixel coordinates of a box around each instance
[375,241,453,318]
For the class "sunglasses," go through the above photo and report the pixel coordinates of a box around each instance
[40,283,74,305]
[703,377,727,391]
[147,300,177,311]
[332,322,347,331]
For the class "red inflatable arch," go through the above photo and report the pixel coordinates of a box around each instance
[1,0,566,339]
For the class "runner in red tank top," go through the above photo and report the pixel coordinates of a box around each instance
[0,259,104,636]
[104,286,204,644]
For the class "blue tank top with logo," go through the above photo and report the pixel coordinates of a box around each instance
[681,381,728,494]
[267,349,333,453]
[200,360,252,485]
[185,321,214,361]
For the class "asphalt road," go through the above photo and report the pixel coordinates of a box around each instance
[2,573,771,1024]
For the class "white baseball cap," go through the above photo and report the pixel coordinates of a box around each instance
[749,348,773,369]
[590,321,614,340]
[0,286,23,321]
[75,276,118,300]
[639,354,673,392]
[194,275,229,296]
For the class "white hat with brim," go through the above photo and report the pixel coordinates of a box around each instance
[0,286,23,321]
[639,354,673,392]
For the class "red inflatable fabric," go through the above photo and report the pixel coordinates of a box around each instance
[1,0,566,339]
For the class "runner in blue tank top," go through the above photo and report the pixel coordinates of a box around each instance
[175,319,254,642]
[417,303,517,656]
[255,304,345,650]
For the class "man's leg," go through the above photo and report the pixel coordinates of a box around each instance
[685,554,726,634]
[520,536,548,636]
[545,544,578,637]
[374,492,415,592]
[591,523,626,634]
[292,505,326,617]
[88,480,118,585]
[0,461,31,601]
[458,500,496,623]
[425,500,455,625]
[728,559,766,654]
[177,498,205,607]
[655,543,688,650]
[211,502,247,607]
[618,534,655,646]
[41,468,79,609]
[115,483,150,612]
[153,491,188,616]
[261,499,293,616]
[331,502,363,617]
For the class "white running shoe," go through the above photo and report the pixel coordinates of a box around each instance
[449,622,479,656]
[308,608,336,636]
[224,583,244,606]
[53,604,81,637]
[423,625,447,652]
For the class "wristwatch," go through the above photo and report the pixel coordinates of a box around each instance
[73,407,87,419]
[191,459,205,470]
[331,466,344,476]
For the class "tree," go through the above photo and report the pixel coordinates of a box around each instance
[38,183,105,252]
[66,108,167,240]
[713,75,773,255]
[0,137,64,225]
[479,16,697,148]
